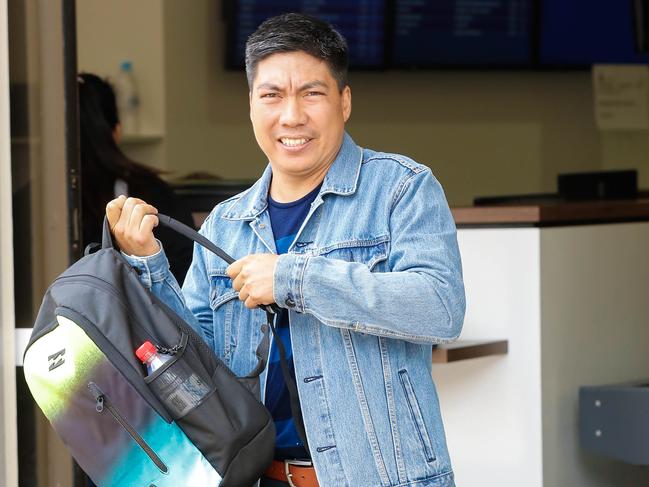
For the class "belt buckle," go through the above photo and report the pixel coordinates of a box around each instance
[284,459,313,487]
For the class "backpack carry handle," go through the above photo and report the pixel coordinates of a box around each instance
[101,213,281,314]
[101,213,235,264]
[157,213,235,265]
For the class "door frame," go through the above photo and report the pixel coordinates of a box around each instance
[0,0,19,483]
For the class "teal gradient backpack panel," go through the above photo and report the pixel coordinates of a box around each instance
[24,315,222,486]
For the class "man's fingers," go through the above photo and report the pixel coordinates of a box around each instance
[130,203,158,232]
[238,284,250,302]
[120,197,143,222]
[242,284,264,308]
[226,258,246,280]
[126,200,156,228]
[106,195,127,229]
[140,214,159,236]
[112,197,142,235]
[232,272,245,292]
[243,295,257,309]
[104,196,159,256]
[226,254,277,307]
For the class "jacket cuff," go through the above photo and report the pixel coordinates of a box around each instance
[273,253,309,312]
[121,239,169,287]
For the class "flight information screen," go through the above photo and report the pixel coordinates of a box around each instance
[225,1,644,70]
[391,0,533,67]
[226,0,386,69]
[539,0,649,65]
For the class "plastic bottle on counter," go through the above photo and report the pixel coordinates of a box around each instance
[114,60,140,135]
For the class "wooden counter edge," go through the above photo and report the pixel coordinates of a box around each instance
[451,200,649,226]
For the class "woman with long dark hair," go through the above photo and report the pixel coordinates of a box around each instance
[78,72,193,283]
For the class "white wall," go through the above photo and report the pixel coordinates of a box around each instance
[435,228,543,486]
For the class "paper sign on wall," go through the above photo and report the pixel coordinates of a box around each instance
[593,64,649,131]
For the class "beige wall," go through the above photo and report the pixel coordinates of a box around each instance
[601,131,649,188]
[79,0,649,207]
[162,0,613,206]
[76,0,166,167]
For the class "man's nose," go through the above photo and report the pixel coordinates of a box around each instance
[279,97,307,126]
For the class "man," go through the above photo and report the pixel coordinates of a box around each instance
[107,13,465,487]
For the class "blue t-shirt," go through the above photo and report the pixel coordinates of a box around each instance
[266,184,320,460]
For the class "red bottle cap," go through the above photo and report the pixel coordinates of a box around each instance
[135,341,157,363]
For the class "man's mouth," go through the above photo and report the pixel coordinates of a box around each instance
[279,137,311,147]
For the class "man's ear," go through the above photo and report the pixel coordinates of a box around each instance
[249,91,253,120]
[342,85,352,122]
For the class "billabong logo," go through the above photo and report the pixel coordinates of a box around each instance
[48,349,66,371]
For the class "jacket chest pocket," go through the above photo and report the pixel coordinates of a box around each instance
[316,236,390,271]
[209,272,239,366]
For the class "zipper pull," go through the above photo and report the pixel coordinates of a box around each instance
[87,382,105,412]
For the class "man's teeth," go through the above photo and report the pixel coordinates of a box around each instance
[280,138,308,147]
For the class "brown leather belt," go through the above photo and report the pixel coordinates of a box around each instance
[263,459,319,487]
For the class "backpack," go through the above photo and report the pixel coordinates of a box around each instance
[23,215,275,486]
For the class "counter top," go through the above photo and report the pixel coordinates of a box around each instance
[452,199,649,227]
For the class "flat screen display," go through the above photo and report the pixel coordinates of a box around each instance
[391,0,534,67]
[224,0,648,69]
[225,0,386,69]
[539,0,649,65]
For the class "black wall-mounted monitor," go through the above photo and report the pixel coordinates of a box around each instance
[540,0,649,66]
[391,0,534,68]
[224,0,387,70]
[223,0,649,71]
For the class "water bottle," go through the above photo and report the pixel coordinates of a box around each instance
[114,60,140,135]
[135,340,211,418]
[135,341,172,374]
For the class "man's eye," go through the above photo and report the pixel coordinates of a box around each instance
[260,93,278,98]
[306,91,324,97]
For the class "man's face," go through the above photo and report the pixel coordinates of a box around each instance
[249,51,351,182]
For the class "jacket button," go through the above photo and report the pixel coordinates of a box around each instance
[285,297,296,308]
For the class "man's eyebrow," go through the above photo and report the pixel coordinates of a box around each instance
[255,80,329,92]
[256,82,282,91]
[299,80,328,91]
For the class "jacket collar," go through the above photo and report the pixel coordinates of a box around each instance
[222,132,363,221]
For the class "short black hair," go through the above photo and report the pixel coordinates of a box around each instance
[245,12,349,91]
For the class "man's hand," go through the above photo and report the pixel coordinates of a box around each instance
[106,195,161,256]
[227,254,279,309]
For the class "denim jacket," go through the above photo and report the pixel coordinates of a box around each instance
[126,133,465,487]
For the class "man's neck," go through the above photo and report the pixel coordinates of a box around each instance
[269,170,327,203]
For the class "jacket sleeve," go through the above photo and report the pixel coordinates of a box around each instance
[273,169,466,345]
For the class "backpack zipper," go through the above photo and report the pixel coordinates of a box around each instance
[88,382,168,474]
